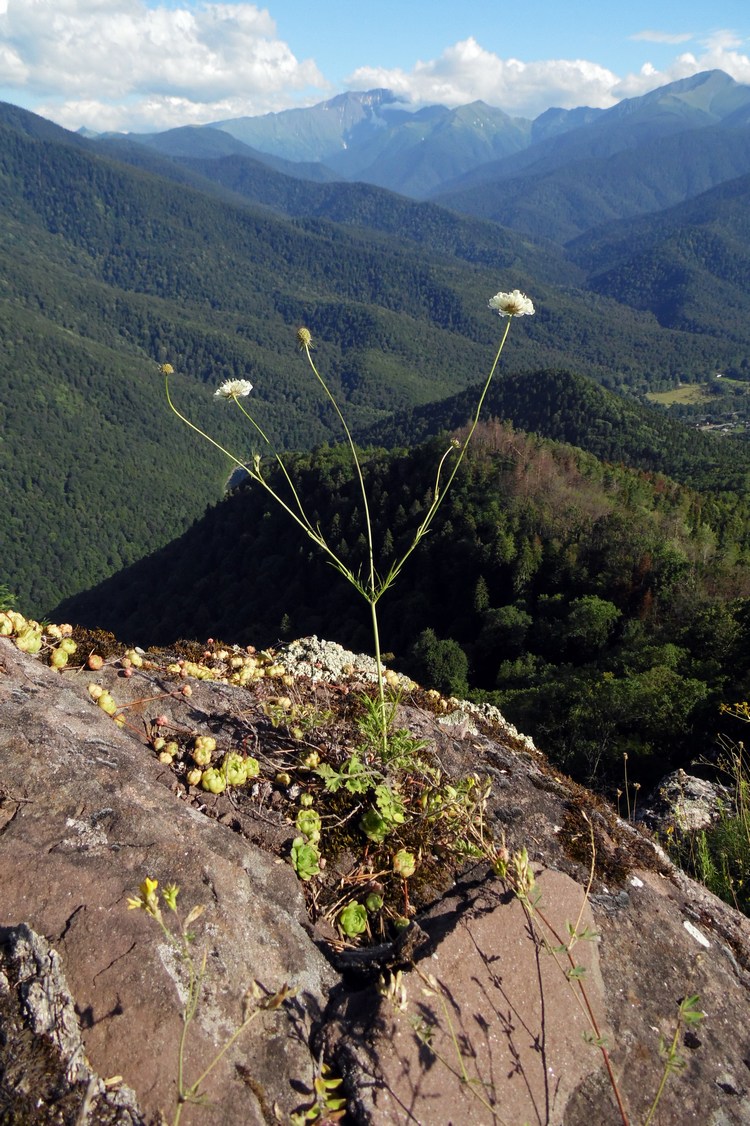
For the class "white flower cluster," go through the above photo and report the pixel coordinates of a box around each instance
[215,379,253,400]
[488,290,535,317]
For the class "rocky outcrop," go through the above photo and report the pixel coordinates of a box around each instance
[2,634,750,1125]
[639,767,734,835]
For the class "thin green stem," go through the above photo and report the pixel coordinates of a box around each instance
[302,344,377,595]
[528,901,629,1125]
[182,1007,261,1102]
[165,375,355,584]
[173,944,205,1126]
[233,398,313,532]
[165,377,251,477]
[302,343,386,742]
[377,318,513,595]
[421,316,512,523]
[369,597,387,757]
[641,1033,678,1126]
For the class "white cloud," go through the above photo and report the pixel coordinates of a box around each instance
[0,0,328,130]
[613,30,750,100]
[347,32,750,119]
[702,29,744,51]
[346,38,621,118]
[1,6,749,133]
[630,30,694,45]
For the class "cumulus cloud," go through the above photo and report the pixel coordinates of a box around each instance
[613,29,750,100]
[1,4,749,133]
[347,31,750,119]
[0,0,328,131]
[346,38,621,118]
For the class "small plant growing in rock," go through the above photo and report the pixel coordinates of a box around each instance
[289,1062,347,1125]
[162,289,534,758]
[290,837,322,881]
[127,876,291,1125]
[489,818,704,1126]
[337,900,368,939]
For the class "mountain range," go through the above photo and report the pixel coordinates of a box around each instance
[102,69,750,208]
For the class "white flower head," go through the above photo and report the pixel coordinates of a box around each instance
[488,290,535,317]
[215,379,253,400]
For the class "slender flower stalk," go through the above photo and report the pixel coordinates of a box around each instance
[162,288,534,757]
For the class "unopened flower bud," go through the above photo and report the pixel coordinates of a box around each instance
[98,692,118,715]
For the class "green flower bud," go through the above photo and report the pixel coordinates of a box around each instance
[50,648,69,669]
[98,692,118,715]
[296,807,322,839]
[393,849,417,878]
[191,735,216,767]
[15,627,42,654]
[338,901,367,938]
[201,768,227,794]
[192,745,212,767]
[222,751,247,787]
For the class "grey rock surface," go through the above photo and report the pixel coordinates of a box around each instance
[639,767,734,834]
[2,633,750,1125]
[0,638,336,1125]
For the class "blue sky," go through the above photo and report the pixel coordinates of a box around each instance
[0,0,748,133]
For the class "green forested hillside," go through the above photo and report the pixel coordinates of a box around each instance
[568,172,750,342]
[435,126,750,243]
[55,421,750,790]
[3,97,750,615]
[148,152,573,279]
[363,367,750,493]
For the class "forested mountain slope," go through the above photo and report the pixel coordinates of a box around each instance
[435,125,750,243]
[432,72,750,240]
[55,422,750,790]
[568,172,750,339]
[4,100,747,613]
[363,367,750,494]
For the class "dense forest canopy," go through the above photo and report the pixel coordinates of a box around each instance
[55,417,750,791]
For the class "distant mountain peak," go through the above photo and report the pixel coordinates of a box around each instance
[205,88,409,162]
